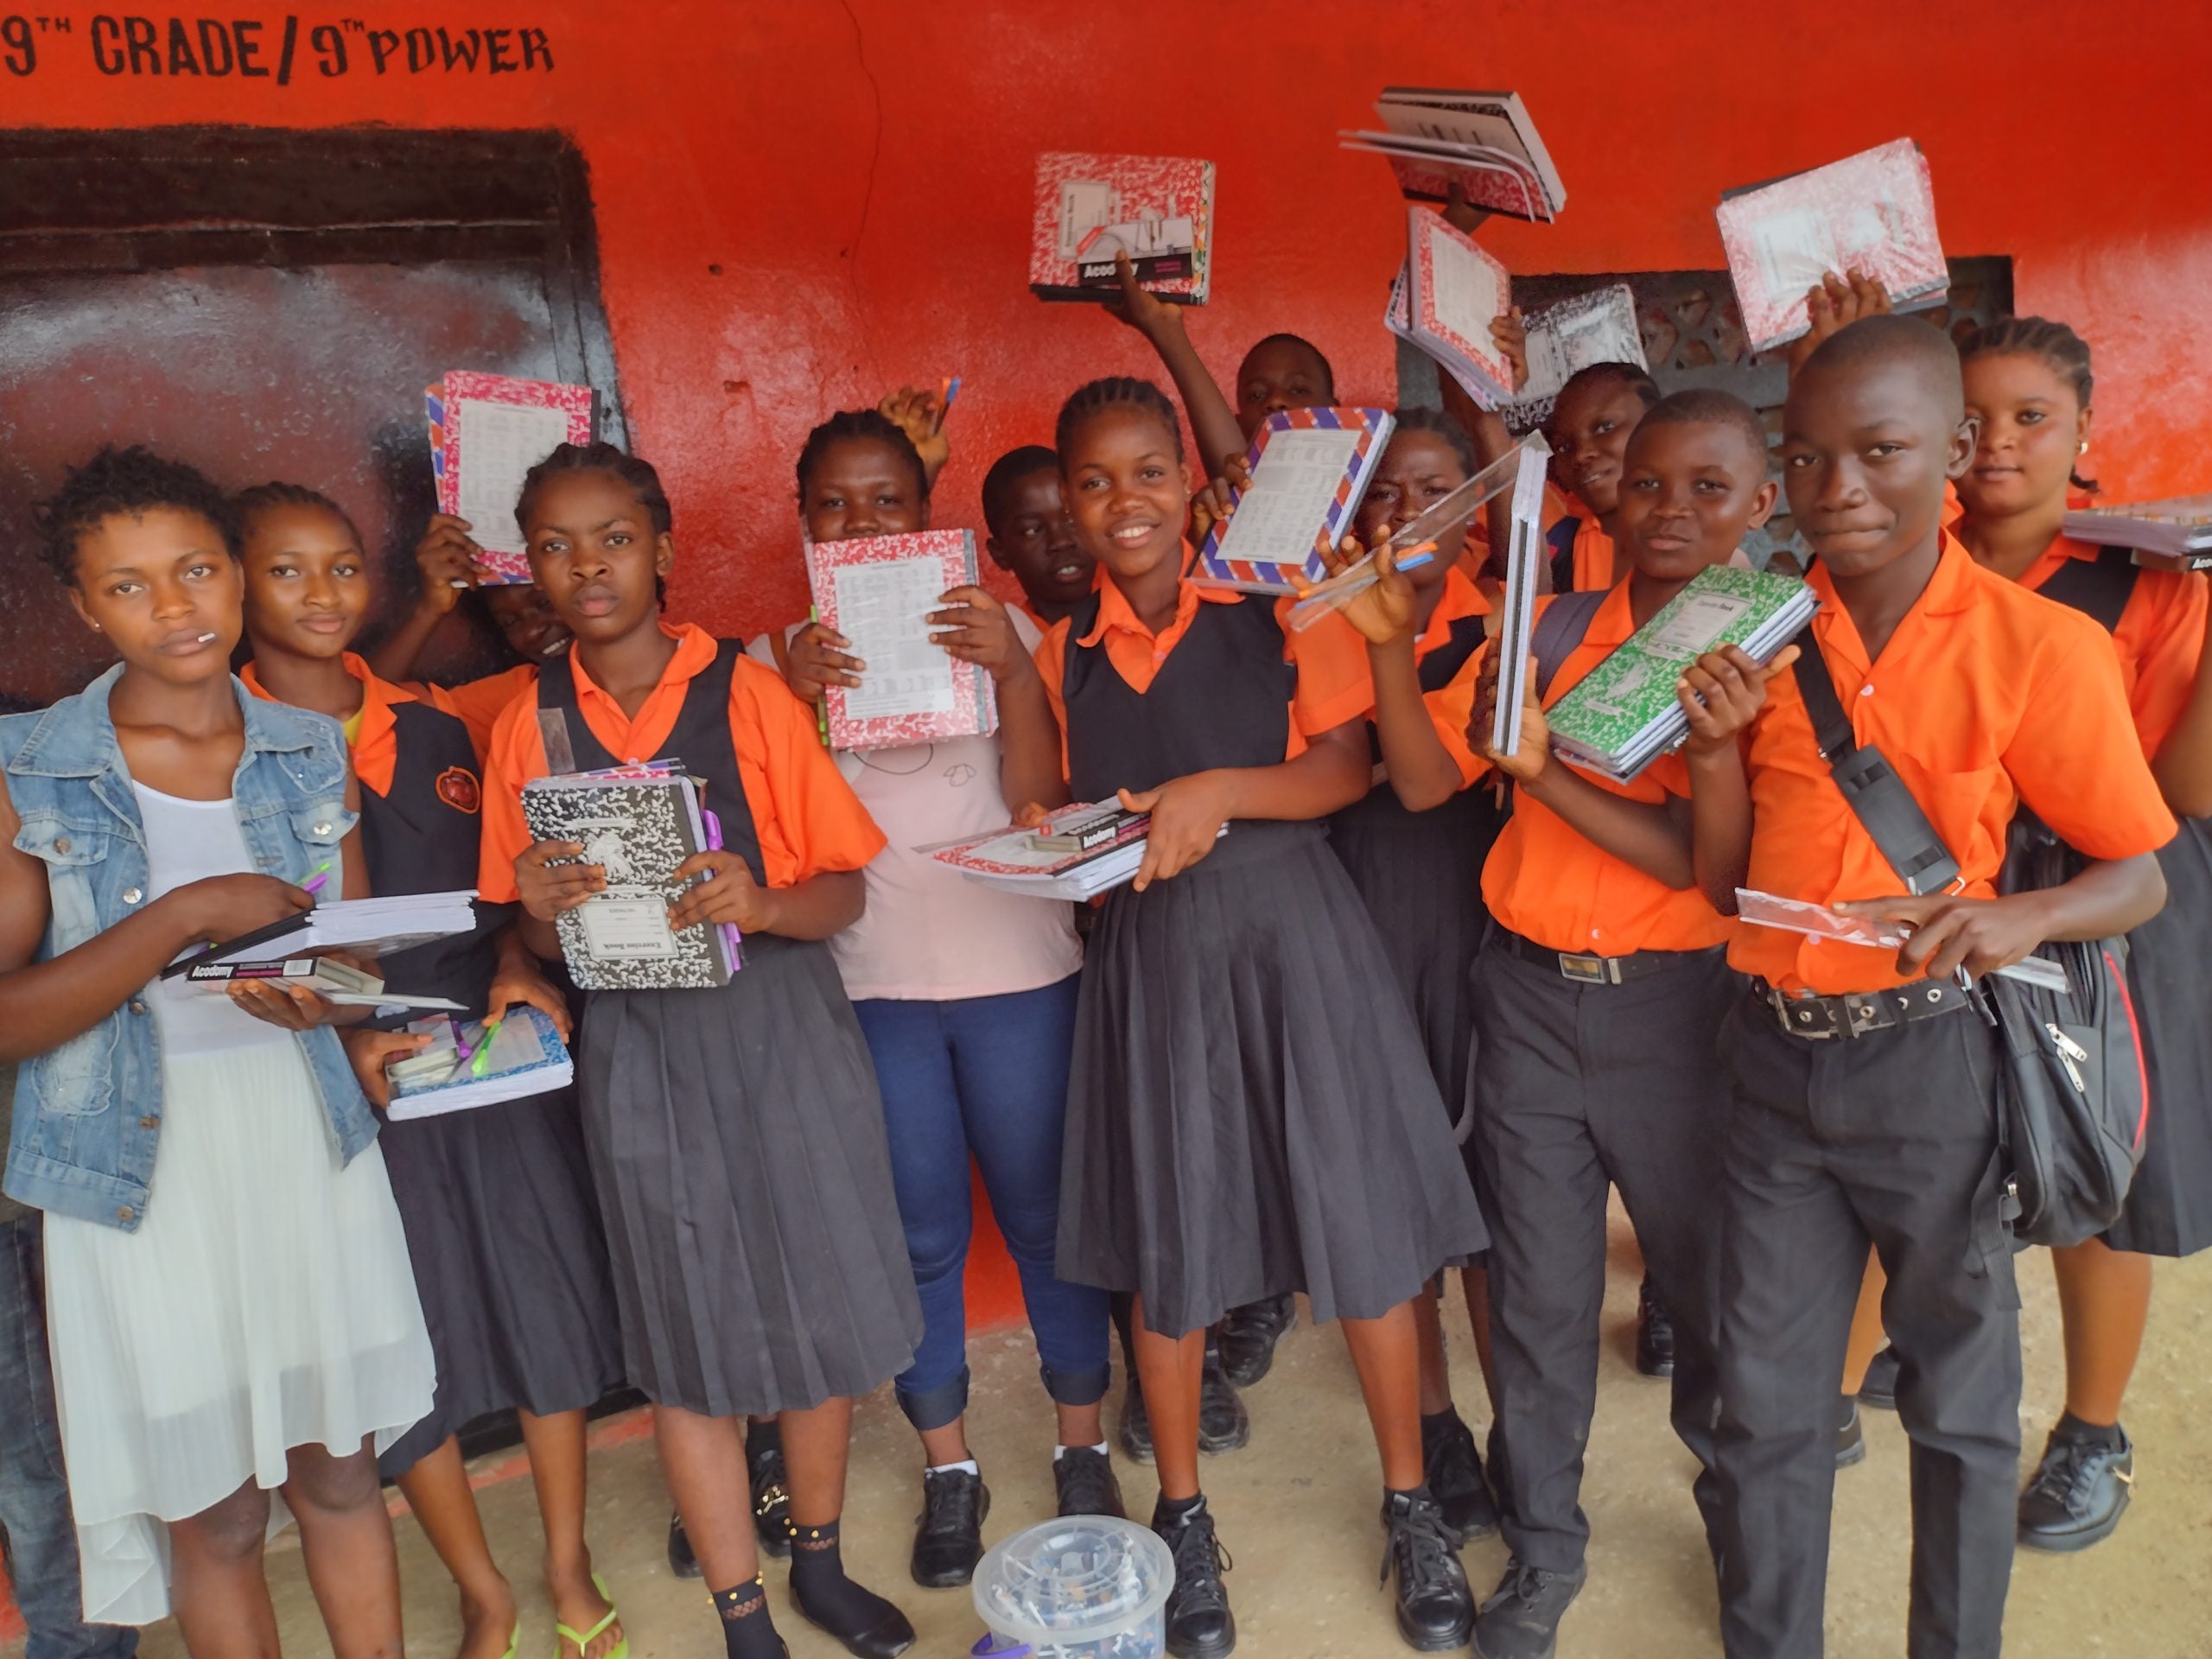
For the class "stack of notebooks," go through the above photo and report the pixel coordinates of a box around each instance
[1192,407,1395,594]
[1339,87,1566,223]
[425,372,597,583]
[1498,285,1648,435]
[1390,209,1517,409]
[2063,495,2212,570]
[1488,442,1555,758]
[519,764,741,989]
[928,803,1221,901]
[1716,138,1948,354]
[1029,153,1215,304]
[166,891,479,976]
[1546,564,1819,781]
[805,529,998,749]
[180,956,461,1013]
[385,1005,575,1122]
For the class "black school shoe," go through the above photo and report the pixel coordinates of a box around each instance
[1835,1398,1866,1470]
[1421,1409,1501,1542]
[1053,1446,1127,1518]
[1859,1345,1901,1411]
[1198,1344,1252,1453]
[752,1438,794,1558]
[666,1509,701,1579]
[2018,1421,2135,1551]
[910,1467,989,1587]
[1381,1489,1476,1652]
[1217,1294,1296,1388]
[1472,1559,1586,1659]
[1158,1499,1236,1659]
[1118,1379,1155,1463]
[1634,1275,1675,1379]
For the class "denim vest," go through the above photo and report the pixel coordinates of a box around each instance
[2,665,377,1231]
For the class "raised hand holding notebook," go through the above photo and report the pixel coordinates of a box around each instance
[1716,139,1947,353]
[1499,286,1646,435]
[805,530,998,750]
[2062,494,2212,569]
[1546,565,1819,781]
[1029,152,1215,303]
[1192,408,1395,594]
[1339,87,1565,222]
[1402,210,1517,410]
[519,766,741,990]
[426,372,596,582]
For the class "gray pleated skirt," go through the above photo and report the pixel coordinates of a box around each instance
[1058,822,1491,1336]
[577,935,923,1416]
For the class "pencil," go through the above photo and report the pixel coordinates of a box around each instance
[933,376,962,435]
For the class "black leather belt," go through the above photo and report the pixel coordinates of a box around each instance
[1495,928,1721,987]
[1754,976,1979,1040]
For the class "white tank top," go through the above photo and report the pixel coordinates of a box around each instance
[132,783,292,1059]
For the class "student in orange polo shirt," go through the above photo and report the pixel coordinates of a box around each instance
[484,442,921,1659]
[938,377,1489,1658]
[1952,316,2212,1551]
[1341,389,1781,1659]
[1683,316,2172,1659]
[231,480,629,1659]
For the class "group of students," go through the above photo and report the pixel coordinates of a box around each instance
[0,208,2204,1659]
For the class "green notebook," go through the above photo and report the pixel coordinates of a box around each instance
[1547,564,1817,779]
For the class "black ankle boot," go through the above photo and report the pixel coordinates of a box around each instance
[1155,1496,1236,1658]
[1420,1410,1499,1542]
[1380,1488,1474,1652]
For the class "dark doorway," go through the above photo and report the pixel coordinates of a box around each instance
[0,126,625,710]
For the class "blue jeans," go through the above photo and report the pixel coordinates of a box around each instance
[0,1215,137,1659]
[853,976,1110,1431]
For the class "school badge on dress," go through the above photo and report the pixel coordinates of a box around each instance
[435,766,481,815]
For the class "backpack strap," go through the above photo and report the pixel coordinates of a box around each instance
[2035,546,2139,635]
[1531,589,1607,701]
[1788,626,1963,897]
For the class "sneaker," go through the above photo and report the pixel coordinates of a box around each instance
[666,1509,701,1580]
[1157,1500,1236,1659]
[751,1437,794,1559]
[1118,1381,1155,1464]
[1835,1398,1866,1470]
[1217,1295,1296,1388]
[1859,1346,1901,1412]
[909,1467,989,1588]
[1198,1347,1251,1455]
[1634,1276,1674,1380]
[1472,1559,1585,1659]
[1053,1446,1127,1519]
[1380,1490,1475,1652]
[1421,1410,1500,1542]
[2018,1421,2134,1552]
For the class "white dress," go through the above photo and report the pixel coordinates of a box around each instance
[41,784,435,1625]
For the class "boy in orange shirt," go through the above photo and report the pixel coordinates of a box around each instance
[1682,316,2172,1658]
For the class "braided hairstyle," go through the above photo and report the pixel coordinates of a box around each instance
[518,441,674,537]
[34,445,238,588]
[1958,316,2098,494]
[1389,406,1479,476]
[794,409,931,506]
[232,480,363,546]
[1055,377,1185,463]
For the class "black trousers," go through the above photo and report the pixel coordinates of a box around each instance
[1713,996,2019,1659]
[1471,936,1735,1576]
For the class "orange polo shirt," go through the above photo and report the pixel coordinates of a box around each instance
[1465,483,1618,591]
[1033,565,1375,778]
[2014,533,2208,760]
[1413,565,1491,659]
[1734,532,2177,995]
[240,652,460,798]
[441,662,542,758]
[476,622,885,902]
[1424,580,1729,957]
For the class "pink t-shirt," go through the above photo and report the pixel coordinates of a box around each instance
[748,614,1083,1002]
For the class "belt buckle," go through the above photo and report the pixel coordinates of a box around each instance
[1767,986,1837,1040]
[1557,952,1617,986]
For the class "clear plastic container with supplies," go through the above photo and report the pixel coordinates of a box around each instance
[970,1515,1174,1659]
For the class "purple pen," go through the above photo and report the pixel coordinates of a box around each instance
[700,808,744,970]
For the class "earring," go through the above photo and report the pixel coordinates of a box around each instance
[2078,440,2090,456]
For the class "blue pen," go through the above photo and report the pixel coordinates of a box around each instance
[1395,550,1436,572]
[700,808,744,969]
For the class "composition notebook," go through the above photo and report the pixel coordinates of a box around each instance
[425,372,597,582]
[1028,152,1215,304]
[1192,407,1395,594]
[1716,139,1948,353]
[804,529,998,751]
[2063,494,2212,569]
[518,766,741,990]
[1400,209,1517,410]
[1498,286,1648,436]
[1546,564,1819,782]
[385,1004,576,1122]
[1339,86,1566,223]
[160,891,479,977]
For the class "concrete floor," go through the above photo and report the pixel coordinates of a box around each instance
[79,1206,2212,1658]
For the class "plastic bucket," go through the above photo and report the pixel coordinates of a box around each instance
[970,1515,1173,1659]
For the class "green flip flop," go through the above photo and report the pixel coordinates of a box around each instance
[554,1573,626,1659]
